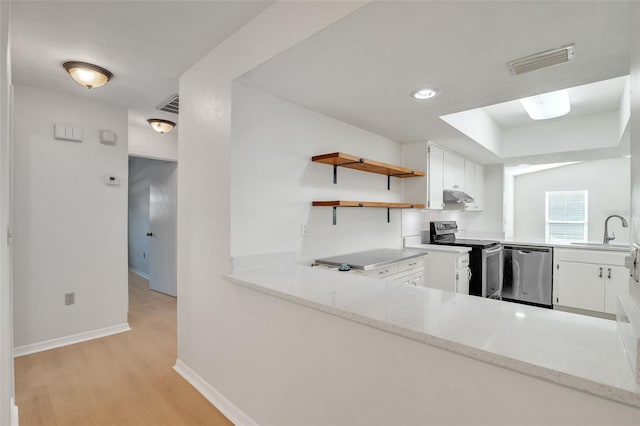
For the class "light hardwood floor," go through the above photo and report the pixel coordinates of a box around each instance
[15,271,233,426]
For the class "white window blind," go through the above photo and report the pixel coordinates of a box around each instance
[545,190,588,242]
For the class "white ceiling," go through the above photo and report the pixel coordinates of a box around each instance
[482,76,628,129]
[237,1,630,164]
[10,0,273,127]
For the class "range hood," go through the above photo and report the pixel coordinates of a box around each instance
[443,189,474,204]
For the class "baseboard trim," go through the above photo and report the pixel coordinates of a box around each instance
[14,323,131,357]
[173,359,258,426]
[128,266,150,280]
[11,397,18,426]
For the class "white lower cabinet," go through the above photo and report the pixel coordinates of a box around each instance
[554,249,629,314]
[368,256,425,287]
[423,250,470,294]
[604,265,628,314]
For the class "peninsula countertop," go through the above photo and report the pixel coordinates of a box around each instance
[225,265,640,407]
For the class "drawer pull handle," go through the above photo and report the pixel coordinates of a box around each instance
[379,270,389,274]
[409,262,417,266]
[608,268,612,279]
[599,267,603,278]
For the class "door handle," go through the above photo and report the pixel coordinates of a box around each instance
[608,268,612,279]
[146,232,153,237]
[598,267,603,278]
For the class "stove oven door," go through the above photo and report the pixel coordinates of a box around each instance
[482,245,504,298]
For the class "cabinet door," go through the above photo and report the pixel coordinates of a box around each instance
[474,164,485,211]
[410,271,423,287]
[424,251,456,292]
[427,145,444,210]
[455,267,470,294]
[443,151,465,191]
[556,261,605,311]
[464,160,477,210]
[604,265,629,314]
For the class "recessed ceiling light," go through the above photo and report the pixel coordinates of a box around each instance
[63,61,113,89]
[624,155,631,158]
[520,89,570,120]
[411,88,440,100]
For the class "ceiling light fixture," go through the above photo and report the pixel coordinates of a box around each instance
[63,61,113,89]
[147,118,176,134]
[411,87,440,100]
[520,89,571,120]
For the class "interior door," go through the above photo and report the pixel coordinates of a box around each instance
[149,161,177,297]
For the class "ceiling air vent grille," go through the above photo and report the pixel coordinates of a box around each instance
[156,94,179,114]
[507,44,575,75]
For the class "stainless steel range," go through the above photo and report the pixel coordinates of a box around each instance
[424,221,503,299]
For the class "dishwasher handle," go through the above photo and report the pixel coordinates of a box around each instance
[503,245,552,253]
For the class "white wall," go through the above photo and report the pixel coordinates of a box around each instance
[231,83,402,264]
[464,164,504,238]
[13,85,129,348]
[0,1,14,423]
[439,108,502,156]
[128,157,150,276]
[176,1,369,422]
[128,124,178,162]
[501,111,620,158]
[513,158,630,243]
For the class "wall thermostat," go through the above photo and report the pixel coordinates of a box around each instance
[99,130,117,145]
[104,175,120,186]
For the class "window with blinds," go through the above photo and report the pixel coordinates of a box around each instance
[545,190,588,242]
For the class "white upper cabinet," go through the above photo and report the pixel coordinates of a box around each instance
[402,142,483,211]
[402,141,444,210]
[464,160,485,211]
[428,144,444,210]
[443,151,465,191]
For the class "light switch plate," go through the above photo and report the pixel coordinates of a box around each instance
[53,123,82,142]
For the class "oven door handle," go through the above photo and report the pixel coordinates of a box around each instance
[484,246,503,255]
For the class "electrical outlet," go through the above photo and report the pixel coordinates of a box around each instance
[65,292,75,305]
[301,222,308,237]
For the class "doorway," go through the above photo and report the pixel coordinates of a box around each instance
[128,156,177,299]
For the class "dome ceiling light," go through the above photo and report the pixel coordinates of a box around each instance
[147,118,176,134]
[63,61,113,89]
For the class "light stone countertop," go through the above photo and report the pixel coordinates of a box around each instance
[225,265,640,407]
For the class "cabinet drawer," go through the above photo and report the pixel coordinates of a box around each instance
[398,257,425,273]
[365,263,399,278]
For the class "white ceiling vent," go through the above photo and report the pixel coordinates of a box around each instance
[507,44,575,75]
[156,94,179,114]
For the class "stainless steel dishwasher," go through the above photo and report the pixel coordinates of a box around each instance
[502,245,553,308]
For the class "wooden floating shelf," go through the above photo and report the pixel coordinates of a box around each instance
[312,200,425,225]
[312,201,425,209]
[312,152,425,189]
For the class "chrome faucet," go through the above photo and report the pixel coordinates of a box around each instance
[603,215,629,244]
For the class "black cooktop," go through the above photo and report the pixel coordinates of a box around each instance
[431,239,499,249]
